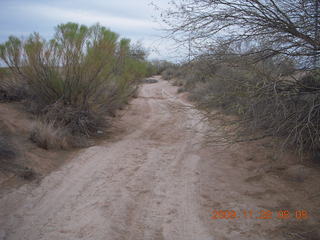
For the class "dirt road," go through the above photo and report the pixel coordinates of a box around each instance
[0,77,212,240]
[0,77,319,240]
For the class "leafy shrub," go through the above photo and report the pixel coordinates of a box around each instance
[0,23,150,148]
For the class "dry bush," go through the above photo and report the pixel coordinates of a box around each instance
[161,67,180,80]
[0,133,35,179]
[0,134,16,160]
[151,60,175,75]
[0,75,28,102]
[159,0,320,68]
[171,54,320,154]
[161,68,174,80]
[188,63,258,113]
[142,78,158,84]
[42,102,108,137]
[158,0,320,155]
[0,67,9,78]
[30,120,70,150]
[191,60,320,154]
[177,87,185,93]
[30,120,88,150]
[246,70,320,154]
[172,79,184,87]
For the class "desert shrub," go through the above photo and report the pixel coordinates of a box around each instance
[151,60,176,75]
[173,53,320,154]
[161,68,174,80]
[0,134,16,160]
[30,120,89,150]
[247,70,320,154]
[0,67,10,79]
[299,70,320,91]
[0,132,35,179]
[30,120,70,150]
[188,63,257,113]
[172,78,184,87]
[0,75,28,102]
[143,78,158,84]
[0,23,149,147]
[42,102,108,136]
[178,53,296,112]
[161,66,181,80]
[188,57,320,154]
[177,87,185,93]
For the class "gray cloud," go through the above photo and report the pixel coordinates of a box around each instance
[0,0,176,60]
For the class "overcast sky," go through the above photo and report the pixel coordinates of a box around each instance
[0,0,179,60]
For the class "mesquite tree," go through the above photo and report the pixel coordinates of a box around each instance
[160,0,320,68]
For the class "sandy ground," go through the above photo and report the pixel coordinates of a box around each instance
[0,77,320,240]
[0,102,72,188]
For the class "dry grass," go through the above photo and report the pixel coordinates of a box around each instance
[0,75,28,102]
[0,134,16,160]
[30,121,70,150]
[30,120,88,150]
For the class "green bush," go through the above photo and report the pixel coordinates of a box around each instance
[0,23,150,146]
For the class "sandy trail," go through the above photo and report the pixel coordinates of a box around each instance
[0,77,211,240]
[1,77,319,240]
